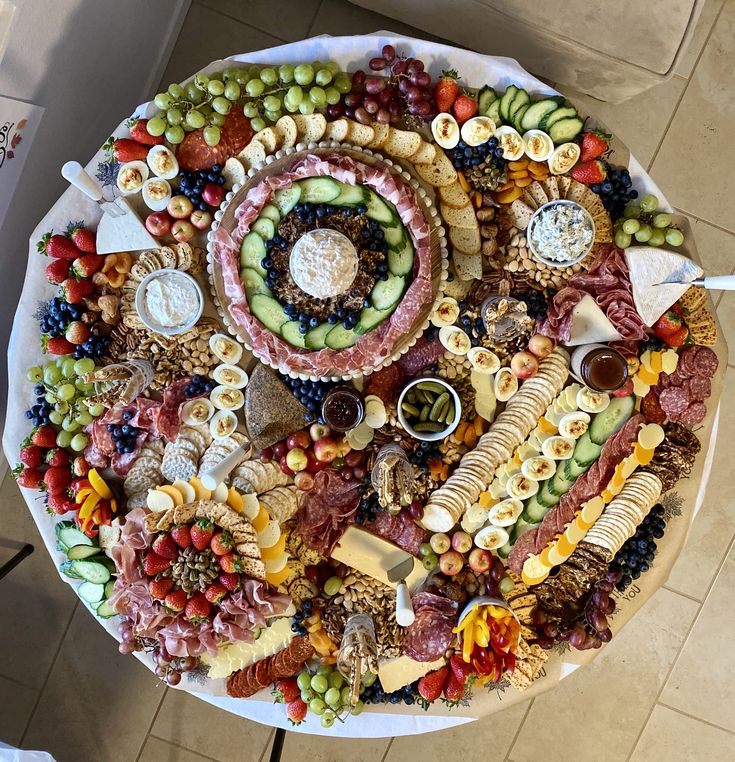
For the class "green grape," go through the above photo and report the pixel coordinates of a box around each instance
[167,83,185,99]
[147,116,167,136]
[61,416,80,432]
[222,67,236,81]
[311,60,323,72]
[210,112,226,126]
[278,64,294,83]
[248,65,262,78]
[194,73,209,89]
[260,67,278,86]
[165,125,185,144]
[300,688,315,703]
[648,228,666,247]
[298,100,315,115]
[315,68,333,87]
[294,63,314,86]
[251,117,266,132]
[652,213,673,229]
[422,553,439,571]
[286,85,304,106]
[320,711,335,728]
[309,87,327,108]
[44,365,62,385]
[166,108,183,125]
[199,102,213,117]
[246,78,265,97]
[261,94,280,112]
[202,126,221,146]
[283,98,298,113]
[209,71,223,81]
[61,358,76,378]
[639,194,659,213]
[634,224,652,243]
[325,60,340,76]
[154,92,173,109]
[665,228,685,247]
[615,230,632,248]
[185,82,205,103]
[70,433,88,452]
[234,69,250,85]
[623,204,641,219]
[88,404,105,417]
[361,671,377,687]
[54,400,69,414]
[75,381,93,393]
[26,366,43,383]
[58,382,75,401]
[264,109,282,123]
[316,664,332,676]
[56,430,73,448]
[340,686,352,706]
[297,671,312,691]
[323,575,342,596]
[325,86,340,105]
[185,110,206,129]
[243,102,260,118]
[334,73,352,94]
[208,79,225,97]
[212,97,232,115]
[622,218,640,235]
[224,81,241,101]
[309,698,327,715]
[76,411,93,426]
[45,392,57,405]
[328,671,344,690]
[310,674,329,694]
[350,700,364,716]
[49,410,64,425]
[324,687,341,708]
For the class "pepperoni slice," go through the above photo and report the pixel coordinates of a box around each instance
[642,392,667,424]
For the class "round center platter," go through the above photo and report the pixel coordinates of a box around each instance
[206,142,449,381]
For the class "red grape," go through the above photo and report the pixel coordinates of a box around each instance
[407,500,424,521]
[344,91,362,107]
[327,103,344,118]
[376,109,390,124]
[363,96,379,115]
[531,608,548,627]
[166,670,182,686]
[352,69,366,87]
[365,77,386,94]
[414,71,431,87]
[260,447,273,462]
[118,641,137,655]
[345,451,363,467]
[597,580,614,593]
[377,89,393,106]
[340,467,354,481]
[154,665,168,679]
[536,636,555,650]
[589,609,608,632]
[559,628,573,641]
[344,106,356,119]
[389,111,400,124]
[154,650,171,668]
[568,627,587,649]
[369,57,387,71]
[388,101,402,116]
[158,645,172,662]
[490,563,505,582]
[392,59,408,75]
[407,58,424,74]
[592,590,609,610]
[382,44,396,62]
[604,597,616,615]
[353,466,367,480]
[606,567,623,584]
[411,100,431,116]
[398,78,413,95]
[180,656,197,671]
[485,579,499,597]
[543,621,559,638]
[121,629,136,644]
[598,627,613,643]
[272,442,286,458]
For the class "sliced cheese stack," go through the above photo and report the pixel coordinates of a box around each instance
[631,348,678,398]
[240,493,290,587]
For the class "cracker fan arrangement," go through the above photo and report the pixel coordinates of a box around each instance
[13,44,726,728]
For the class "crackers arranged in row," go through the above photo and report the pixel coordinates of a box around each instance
[124,439,165,509]
[507,636,548,691]
[160,424,212,484]
[231,458,290,495]
[259,485,300,525]
[198,433,251,484]
[124,243,205,287]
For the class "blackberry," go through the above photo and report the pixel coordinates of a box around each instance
[611,503,667,590]
[590,168,637,222]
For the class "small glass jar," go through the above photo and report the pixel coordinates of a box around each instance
[570,343,628,392]
[481,295,532,342]
[336,613,379,705]
[321,385,365,432]
[371,443,415,515]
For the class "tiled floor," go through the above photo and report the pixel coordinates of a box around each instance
[3,0,735,759]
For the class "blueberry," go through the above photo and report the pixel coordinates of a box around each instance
[326,313,338,325]
[493,147,503,158]
[390,694,401,704]
[342,318,352,329]
[357,204,367,214]
[336,307,346,319]
[629,189,639,199]
[309,316,319,328]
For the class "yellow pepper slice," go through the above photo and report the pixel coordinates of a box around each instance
[452,607,477,634]
[78,492,101,520]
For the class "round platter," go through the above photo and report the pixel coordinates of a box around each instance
[206,142,449,381]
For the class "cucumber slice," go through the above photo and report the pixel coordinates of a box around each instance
[355,305,393,335]
[299,177,341,204]
[280,320,307,349]
[568,457,588,479]
[484,99,502,124]
[332,183,369,207]
[550,464,575,496]
[512,104,530,133]
[543,106,578,130]
[67,544,104,561]
[365,190,397,224]
[499,85,519,122]
[573,431,603,466]
[70,560,111,584]
[305,322,333,350]
[96,599,117,619]
[387,238,414,277]
[259,204,281,224]
[104,580,116,598]
[251,217,276,241]
[524,495,550,523]
[56,522,93,551]
[509,88,530,125]
[241,267,272,298]
[78,581,105,603]
[521,98,565,131]
[588,396,635,446]
[549,117,585,144]
[240,232,267,277]
[60,560,83,579]
[477,85,497,115]
[514,515,540,538]
[382,223,408,249]
[538,481,561,508]
[325,323,360,350]
[496,540,512,558]
[248,294,289,334]
[371,273,407,310]
[273,185,301,216]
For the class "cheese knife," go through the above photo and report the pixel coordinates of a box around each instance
[653,274,735,289]
[387,556,416,627]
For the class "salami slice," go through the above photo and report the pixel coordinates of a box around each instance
[402,612,454,662]
[694,346,719,378]
[254,658,271,688]
[679,402,707,426]
[659,387,690,417]
[642,392,667,424]
[688,375,711,403]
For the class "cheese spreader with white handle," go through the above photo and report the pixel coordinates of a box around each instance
[61,161,158,254]
[654,274,735,289]
[387,556,416,627]
[199,442,250,491]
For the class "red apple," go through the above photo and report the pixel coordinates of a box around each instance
[528,334,555,359]
[304,448,321,473]
[285,447,308,472]
[202,182,225,207]
[510,350,539,379]
[190,209,213,230]
[287,431,311,450]
[451,531,473,554]
[334,438,351,458]
[429,532,451,554]
[468,548,493,574]
[294,471,315,491]
[171,219,195,243]
[309,423,330,441]
[167,194,194,219]
[272,441,287,459]
[145,211,172,237]
[278,455,295,477]
[313,436,338,463]
[439,549,464,576]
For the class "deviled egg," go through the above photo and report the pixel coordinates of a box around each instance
[474,525,510,551]
[467,347,500,374]
[487,498,524,527]
[577,386,611,414]
[431,297,460,328]
[548,142,581,175]
[494,368,518,401]
[116,161,149,195]
[209,333,243,364]
[460,116,495,147]
[141,178,172,211]
[439,325,471,355]
[210,385,244,411]
[523,130,554,162]
[210,409,237,440]
[431,113,460,149]
[212,363,249,389]
[494,126,524,161]
[542,435,576,460]
[558,411,591,439]
[521,456,556,481]
[147,145,179,180]
[505,473,539,500]
[180,398,214,425]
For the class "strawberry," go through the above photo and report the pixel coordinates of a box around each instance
[653,310,684,339]
[664,325,689,347]
[164,588,187,613]
[43,336,75,356]
[184,592,211,623]
[452,93,478,125]
[171,524,192,549]
[142,551,171,577]
[149,577,174,600]
[31,425,57,448]
[449,654,472,686]
[20,444,43,468]
[71,254,104,278]
[45,258,71,284]
[72,455,90,477]
[59,277,93,305]
[433,69,459,113]
[418,666,448,702]
[152,533,179,560]
[210,530,234,556]
[65,321,90,345]
[47,493,72,515]
[127,118,165,146]
[273,678,300,704]
[66,223,97,254]
[218,552,244,574]
[286,697,307,725]
[46,448,69,467]
[571,159,607,185]
[204,582,227,604]
[219,572,241,592]
[580,129,611,162]
[43,466,71,495]
[442,671,465,702]
[113,138,148,163]
[14,466,43,489]
[37,232,81,260]
[190,518,214,551]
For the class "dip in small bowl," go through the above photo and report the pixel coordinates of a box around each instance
[527,200,595,268]
[135,269,204,336]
